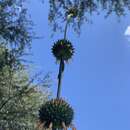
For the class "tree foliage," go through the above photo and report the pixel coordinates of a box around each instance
[0,0,33,53]
[48,0,130,33]
[0,0,50,130]
[0,64,49,130]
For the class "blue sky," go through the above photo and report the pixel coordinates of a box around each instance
[28,1,130,130]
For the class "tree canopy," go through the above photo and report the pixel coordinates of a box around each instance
[0,64,49,130]
[0,0,33,53]
[0,0,50,129]
[48,0,130,33]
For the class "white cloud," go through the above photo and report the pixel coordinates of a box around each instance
[125,26,130,36]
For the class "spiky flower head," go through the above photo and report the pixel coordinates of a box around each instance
[39,98,74,129]
[67,7,78,18]
[52,39,74,62]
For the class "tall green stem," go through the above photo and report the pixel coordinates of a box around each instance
[56,18,70,99]
[57,58,64,99]
[64,19,69,40]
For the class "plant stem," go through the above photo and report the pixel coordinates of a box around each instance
[64,20,69,40]
[57,58,64,99]
[56,16,71,99]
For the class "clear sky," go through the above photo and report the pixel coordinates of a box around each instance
[27,1,130,130]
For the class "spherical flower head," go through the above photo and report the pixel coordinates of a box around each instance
[52,39,74,62]
[67,7,78,19]
[39,98,74,129]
